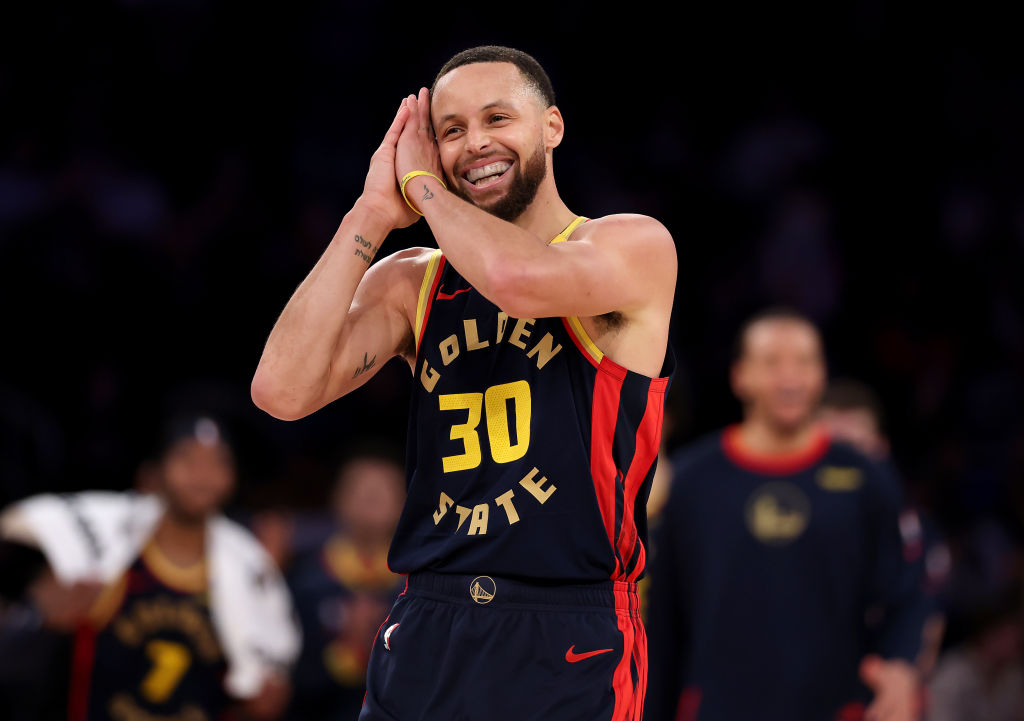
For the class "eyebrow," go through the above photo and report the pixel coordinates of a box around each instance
[438,100,511,124]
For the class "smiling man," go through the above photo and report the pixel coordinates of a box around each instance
[645,308,928,721]
[251,46,676,720]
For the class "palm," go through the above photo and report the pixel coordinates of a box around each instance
[363,103,419,229]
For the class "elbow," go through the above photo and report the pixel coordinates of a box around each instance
[250,370,309,422]
[485,261,536,319]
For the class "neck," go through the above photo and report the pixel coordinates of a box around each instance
[739,416,820,455]
[153,511,206,565]
[513,169,576,242]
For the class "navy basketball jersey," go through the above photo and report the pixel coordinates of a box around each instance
[69,541,227,721]
[388,217,675,582]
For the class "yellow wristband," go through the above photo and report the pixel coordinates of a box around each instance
[400,170,447,216]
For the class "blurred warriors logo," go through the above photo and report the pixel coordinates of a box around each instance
[816,466,863,492]
[745,482,811,545]
[469,576,496,605]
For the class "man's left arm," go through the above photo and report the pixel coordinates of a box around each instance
[861,463,930,721]
[394,88,676,320]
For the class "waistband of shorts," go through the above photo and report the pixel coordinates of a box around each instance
[404,571,639,610]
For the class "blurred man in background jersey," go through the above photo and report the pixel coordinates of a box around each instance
[0,414,298,721]
[645,308,928,721]
[285,449,406,721]
[819,379,951,680]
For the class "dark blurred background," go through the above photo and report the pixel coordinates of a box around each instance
[1,0,1021,656]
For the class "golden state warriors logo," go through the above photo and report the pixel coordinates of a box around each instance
[816,466,863,492]
[469,576,496,604]
[744,482,811,546]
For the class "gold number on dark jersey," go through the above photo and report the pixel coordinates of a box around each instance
[141,639,192,703]
[439,381,532,472]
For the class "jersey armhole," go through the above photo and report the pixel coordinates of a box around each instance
[413,249,445,354]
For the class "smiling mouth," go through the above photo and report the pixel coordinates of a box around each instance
[463,160,513,189]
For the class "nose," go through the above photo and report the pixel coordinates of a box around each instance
[464,122,491,154]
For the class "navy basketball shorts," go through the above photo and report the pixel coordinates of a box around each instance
[358,572,647,721]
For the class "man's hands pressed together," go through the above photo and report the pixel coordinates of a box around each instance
[394,88,446,214]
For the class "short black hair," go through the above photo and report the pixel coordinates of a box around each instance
[732,306,819,362]
[432,45,556,108]
[821,378,886,431]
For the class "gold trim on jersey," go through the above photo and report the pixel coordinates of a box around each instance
[414,249,444,350]
[564,315,605,365]
[548,215,588,245]
[547,216,605,366]
[140,540,208,594]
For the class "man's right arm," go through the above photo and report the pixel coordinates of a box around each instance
[251,99,424,421]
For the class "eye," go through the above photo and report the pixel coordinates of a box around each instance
[442,125,463,137]
[489,114,509,123]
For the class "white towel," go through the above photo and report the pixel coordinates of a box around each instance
[1,491,301,699]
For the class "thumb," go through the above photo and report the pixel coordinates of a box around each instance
[859,654,885,690]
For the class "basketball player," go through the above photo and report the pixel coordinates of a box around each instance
[644,309,925,721]
[251,46,676,720]
[286,450,406,721]
[0,415,296,721]
[819,379,950,679]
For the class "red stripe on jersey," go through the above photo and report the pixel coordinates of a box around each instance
[416,257,447,351]
[68,624,97,721]
[610,585,634,721]
[620,386,667,581]
[590,361,627,577]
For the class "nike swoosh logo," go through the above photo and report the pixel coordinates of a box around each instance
[436,286,471,300]
[565,645,614,663]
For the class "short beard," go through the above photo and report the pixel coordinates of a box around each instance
[453,143,547,222]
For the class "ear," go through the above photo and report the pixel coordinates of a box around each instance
[544,106,564,150]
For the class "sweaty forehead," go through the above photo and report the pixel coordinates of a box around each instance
[432,62,545,118]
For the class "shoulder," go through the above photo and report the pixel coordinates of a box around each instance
[576,214,676,255]
[209,515,278,567]
[371,246,439,286]
[823,440,904,502]
[669,431,729,485]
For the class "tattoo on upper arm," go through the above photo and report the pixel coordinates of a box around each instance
[353,234,379,265]
[353,352,377,378]
[422,184,434,203]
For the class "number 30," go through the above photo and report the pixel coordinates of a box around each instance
[439,381,531,472]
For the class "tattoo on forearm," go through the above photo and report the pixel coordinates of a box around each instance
[353,352,376,378]
[422,184,434,203]
[353,234,379,265]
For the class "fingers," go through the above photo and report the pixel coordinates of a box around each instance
[380,98,412,149]
[418,87,431,135]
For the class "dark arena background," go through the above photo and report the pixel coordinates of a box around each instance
[1,2,1022,720]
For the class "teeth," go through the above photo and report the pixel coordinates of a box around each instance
[466,161,511,183]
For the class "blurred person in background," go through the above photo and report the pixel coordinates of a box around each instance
[285,448,406,721]
[927,586,1023,721]
[819,379,952,680]
[645,308,929,721]
[0,414,299,721]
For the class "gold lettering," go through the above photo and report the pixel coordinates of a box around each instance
[494,489,520,525]
[467,504,489,535]
[526,332,563,370]
[508,318,534,349]
[463,319,490,351]
[496,312,509,343]
[433,492,454,524]
[519,467,557,504]
[454,505,472,531]
[420,360,441,393]
[439,334,460,366]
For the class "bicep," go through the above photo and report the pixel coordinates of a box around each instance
[503,215,677,319]
[322,249,425,401]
